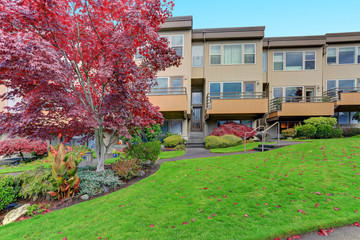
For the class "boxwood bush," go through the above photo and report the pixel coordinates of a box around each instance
[281,128,297,138]
[205,135,243,149]
[295,124,316,139]
[304,117,337,127]
[315,124,335,139]
[126,140,161,164]
[0,176,17,211]
[164,135,185,148]
[342,128,360,137]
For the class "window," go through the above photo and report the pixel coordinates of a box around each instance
[263,52,267,72]
[350,112,360,124]
[223,44,242,64]
[305,51,315,70]
[327,48,337,64]
[286,52,303,71]
[358,47,360,63]
[192,92,202,105]
[241,120,253,128]
[273,52,284,71]
[161,121,169,134]
[339,79,355,91]
[338,112,350,124]
[244,44,255,64]
[217,120,240,127]
[170,120,182,135]
[327,80,336,90]
[273,87,284,98]
[285,87,303,101]
[210,82,221,99]
[210,45,221,65]
[339,47,355,64]
[171,78,183,94]
[192,45,204,67]
[210,43,256,65]
[223,82,242,98]
[171,35,183,57]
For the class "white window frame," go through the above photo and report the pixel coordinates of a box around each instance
[192,44,204,67]
[210,82,243,94]
[326,46,360,65]
[304,51,316,70]
[272,86,305,98]
[209,43,256,65]
[326,79,357,90]
[273,51,316,71]
[159,34,184,57]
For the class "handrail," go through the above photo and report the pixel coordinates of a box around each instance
[269,96,332,113]
[206,92,266,108]
[244,126,264,152]
[324,87,360,102]
[261,122,280,152]
[148,87,186,95]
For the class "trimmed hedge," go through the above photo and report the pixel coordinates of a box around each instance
[315,124,334,139]
[342,128,360,137]
[295,124,316,139]
[304,117,337,127]
[205,135,243,149]
[126,141,161,164]
[164,135,185,148]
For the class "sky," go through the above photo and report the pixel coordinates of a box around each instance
[172,0,360,37]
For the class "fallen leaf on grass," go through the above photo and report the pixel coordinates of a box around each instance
[352,222,360,227]
[318,227,334,236]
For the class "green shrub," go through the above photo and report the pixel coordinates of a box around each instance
[332,128,343,138]
[220,135,243,146]
[15,166,55,201]
[0,176,17,211]
[304,117,337,127]
[164,135,185,148]
[174,144,186,151]
[281,128,297,138]
[315,124,334,139]
[78,169,122,196]
[111,156,141,180]
[342,128,360,137]
[205,136,228,149]
[126,140,161,164]
[164,132,176,138]
[295,124,316,139]
[27,204,51,216]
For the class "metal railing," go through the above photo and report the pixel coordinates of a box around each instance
[261,122,280,152]
[269,96,332,113]
[324,87,360,101]
[148,87,186,95]
[206,92,266,108]
[244,126,264,152]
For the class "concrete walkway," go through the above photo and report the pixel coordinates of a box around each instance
[294,225,360,240]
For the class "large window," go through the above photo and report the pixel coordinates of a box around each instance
[326,79,356,91]
[273,87,284,98]
[192,45,204,67]
[327,46,360,65]
[273,86,303,100]
[210,43,256,65]
[160,35,184,57]
[192,92,202,105]
[217,120,253,128]
[162,120,183,135]
[274,51,315,71]
[151,77,183,94]
[210,82,243,99]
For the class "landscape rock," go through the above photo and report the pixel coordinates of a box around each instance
[2,204,30,225]
[80,194,89,200]
[136,170,145,177]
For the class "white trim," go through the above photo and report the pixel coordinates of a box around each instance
[209,43,256,66]
[327,46,360,65]
[192,44,204,67]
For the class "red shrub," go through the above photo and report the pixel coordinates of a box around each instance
[0,138,48,160]
[210,122,256,139]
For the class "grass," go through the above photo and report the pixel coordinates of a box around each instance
[210,142,275,153]
[1,136,360,239]
[0,160,51,175]
[159,150,185,159]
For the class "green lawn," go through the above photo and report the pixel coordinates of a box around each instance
[1,137,360,239]
[159,150,185,159]
[0,161,51,175]
[210,142,276,153]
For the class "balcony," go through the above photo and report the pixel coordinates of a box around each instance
[148,87,187,113]
[205,92,268,118]
[324,88,360,111]
[268,96,334,119]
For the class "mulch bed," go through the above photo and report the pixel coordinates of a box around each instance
[0,163,160,223]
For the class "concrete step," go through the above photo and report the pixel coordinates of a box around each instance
[186,142,205,149]
[253,147,271,152]
[254,144,285,152]
[187,139,205,144]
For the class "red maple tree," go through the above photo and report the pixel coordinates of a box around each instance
[0,0,181,171]
[0,138,48,161]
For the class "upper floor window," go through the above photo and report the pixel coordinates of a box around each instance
[262,52,267,72]
[192,45,204,67]
[151,77,183,95]
[273,51,315,71]
[160,35,184,57]
[327,46,360,65]
[209,43,256,65]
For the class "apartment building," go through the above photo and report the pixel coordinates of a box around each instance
[151,16,360,138]
[1,16,359,141]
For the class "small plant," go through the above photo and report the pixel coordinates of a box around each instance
[0,176,17,211]
[27,204,51,216]
[282,128,297,138]
[47,143,81,200]
[15,166,55,201]
[111,156,141,180]
[126,141,161,164]
[78,169,122,196]
[164,132,175,138]
[164,135,185,148]
[174,144,186,151]
[332,128,343,138]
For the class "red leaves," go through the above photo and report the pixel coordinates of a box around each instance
[0,139,47,159]
[352,222,360,227]
[150,224,154,228]
[333,207,340,211]
[318,227,334,236]
[315,203,319,207]
[298,209,306,214]
[210,122,256,139]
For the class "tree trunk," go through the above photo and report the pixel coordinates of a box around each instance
[95,127,106,172]
[19,152,25,162]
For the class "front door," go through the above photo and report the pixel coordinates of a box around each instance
[305,87,315,102]
[191,107,202,132]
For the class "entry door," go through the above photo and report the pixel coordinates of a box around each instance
[305,87,315,102]
[191,107,202,132]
